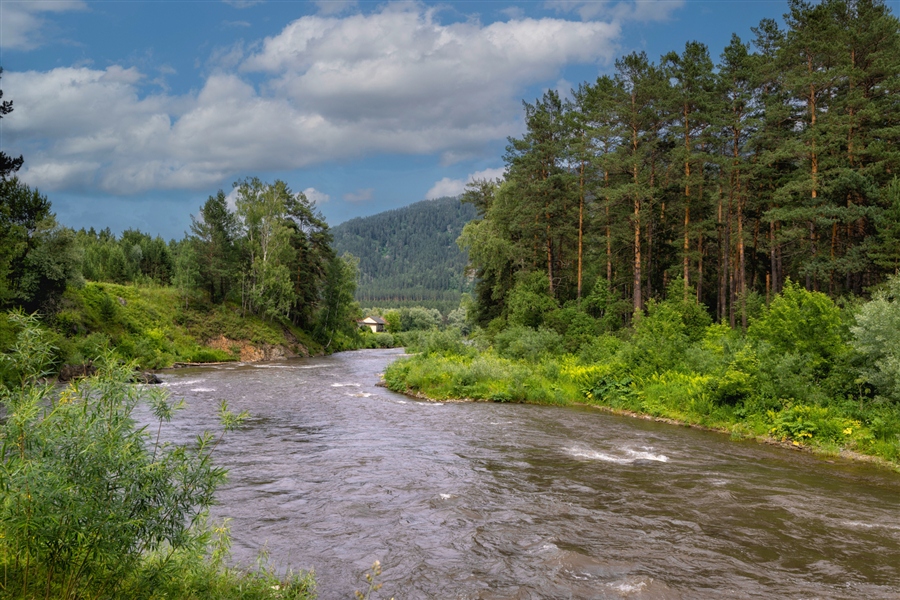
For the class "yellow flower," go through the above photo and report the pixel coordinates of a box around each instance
[843,427,853,436]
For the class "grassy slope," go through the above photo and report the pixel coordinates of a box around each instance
[48,282,323,369]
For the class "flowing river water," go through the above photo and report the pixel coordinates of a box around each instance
[154,348,900,599]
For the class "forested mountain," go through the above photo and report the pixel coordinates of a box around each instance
[331,196,477,311]
[461,0,900,329]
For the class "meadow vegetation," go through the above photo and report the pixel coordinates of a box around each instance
[384,277,900,465]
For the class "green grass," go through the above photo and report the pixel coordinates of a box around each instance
[384,333,900,467]
[46,282,324,369]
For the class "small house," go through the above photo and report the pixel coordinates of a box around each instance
[358,315,386,333]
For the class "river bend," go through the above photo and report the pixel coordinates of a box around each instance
[152,349,900,599]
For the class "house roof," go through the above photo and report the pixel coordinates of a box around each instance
[360,316,386,324]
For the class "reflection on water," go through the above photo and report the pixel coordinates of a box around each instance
[151,349,900,600]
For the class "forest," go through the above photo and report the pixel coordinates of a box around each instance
[459,0,900,328]
[331,196,476,313]
[385,0,900,468]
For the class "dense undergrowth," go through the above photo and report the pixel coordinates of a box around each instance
[384,279,900,466]
[0,281,326,377]
[0,314,317,600]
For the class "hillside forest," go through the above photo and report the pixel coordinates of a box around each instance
[331,196,476,313]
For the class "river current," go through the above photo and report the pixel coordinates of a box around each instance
[155,348,900,599]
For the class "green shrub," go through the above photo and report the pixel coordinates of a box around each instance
[577,333,623,365]
[582,277,630,331]
[506,272,558,328]
[851,274,900,402]
[640,371,714,420]
[619,300,690,376]
[373,332,395,348]
[189,347,235,363]
[421,328,469,355]
[749,280,848,374]
[494,325,563,362]
[0,314,313,600]
[545,307,598,352]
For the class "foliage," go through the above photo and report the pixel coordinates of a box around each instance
[506,272,559,328]
[79,228,173,287]
[0,315,316,600]
[0,178,83,313]
[748,279,848,373]
[459,0,900,327]
[852,273,900,402]
[29,282,321,371]
[493,326,563,362]
[397,306,442,331]
[0,67,24,180]
[385,280,900,465]
[316,253,362,351]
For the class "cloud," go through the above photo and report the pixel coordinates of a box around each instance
[425,167,505,199]
[240,6,618,128]
[544,0,685,23]
[224,186,241,210]
[0,1,87,50]
[343,188,374,203]
[7,4,621,196]
[303,187,330,205]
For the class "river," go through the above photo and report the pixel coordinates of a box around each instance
[156,348,900,599]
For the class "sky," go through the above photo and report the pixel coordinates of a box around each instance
[0,0,795,240]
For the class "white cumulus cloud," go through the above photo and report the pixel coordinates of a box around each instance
[425,167,505,200]
[6,3,623,196]
[0,1,87,51]
[303,187,330,205]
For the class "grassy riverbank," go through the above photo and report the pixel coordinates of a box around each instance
[384,284,900,468]
[0,281,327,377]
[0,315,318,600]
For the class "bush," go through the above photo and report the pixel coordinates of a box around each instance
[545,307,598,352]
[398,306,442,331]
[619,300,690,376]
[852,274,900,402]
[748,279,848,374]
[373,332,395,348]
[494,325,563,362]
[0,314,314,600]
[506,272,558,328]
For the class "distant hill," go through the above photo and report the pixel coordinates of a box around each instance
[331,196,477,313]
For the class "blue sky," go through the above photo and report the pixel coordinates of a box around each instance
[1,0,789,240]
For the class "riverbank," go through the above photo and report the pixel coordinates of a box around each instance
[382,349,900,471]
[0,282,328,379]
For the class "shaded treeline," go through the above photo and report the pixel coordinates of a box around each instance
[462,0,900,328]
